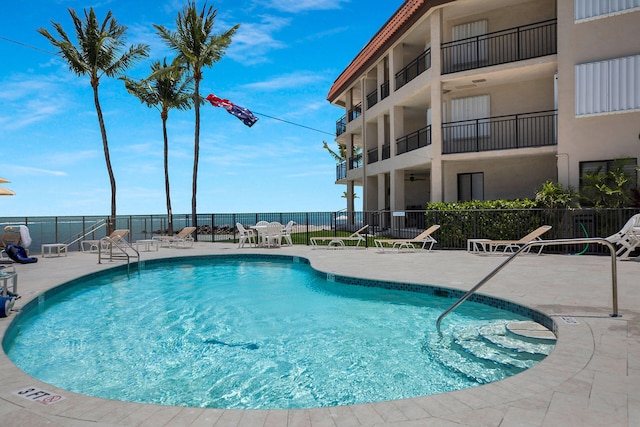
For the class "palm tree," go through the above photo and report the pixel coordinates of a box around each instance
[38,8,149,232]
[154,1,239,239]
[121,59,193,235]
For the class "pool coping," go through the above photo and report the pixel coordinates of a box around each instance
[0,243,637,426]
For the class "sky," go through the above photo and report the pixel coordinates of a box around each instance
[0,0,404,217]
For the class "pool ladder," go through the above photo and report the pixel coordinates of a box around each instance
[436,238,619,333]
[98,238,140,275]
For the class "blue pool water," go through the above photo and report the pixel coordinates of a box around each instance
[4,256,554,410]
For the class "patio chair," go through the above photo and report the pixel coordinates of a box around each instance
[310,225,369,249]
[468,225,552,255]
[167,227,196,248]
[264,222,283,248]
[82,229,130,252]
[280,220,294,246]
[374,225,440,252]
[236,223,256,248]
[606,214,640,260]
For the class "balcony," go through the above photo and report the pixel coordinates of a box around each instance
[336,115,346,137]
[348,103,362,122]
[442,110,557,154]
[442,19,557,74]
[336,161,346,181]
[367,147,378,164]
[396,125,432,155]
[395,49,431,90]
[349,154,363,170]
[380,81,390,100]
[382,143,391,160]
[366,89,378,110]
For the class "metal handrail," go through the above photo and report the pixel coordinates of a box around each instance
[98,238,140,275]
[62,218,107,248]
[436,238,619,333]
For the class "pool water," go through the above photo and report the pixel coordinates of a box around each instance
[4,257,553,409]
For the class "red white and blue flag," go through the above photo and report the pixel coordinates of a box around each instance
[206,94,259,127]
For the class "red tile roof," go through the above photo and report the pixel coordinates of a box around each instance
[327,0,453,103]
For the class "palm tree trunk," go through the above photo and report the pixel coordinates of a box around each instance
[92,80,116,234]
[162,113,173,235]
[192,77,200,241]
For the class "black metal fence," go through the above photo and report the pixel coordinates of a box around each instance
[397,125,432,155]
[2,208,637,255]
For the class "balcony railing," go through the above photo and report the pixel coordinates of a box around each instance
[348,103,362,122]
[396,125,432,155]
[336,115,346,136]
[382,143,391,160]
[380,81,390,100]
[395,49,431,90]
[366,89,378,110]
[348,154,363,170]
[442,19,557,74]
[336,161,347,180]
[367,147,378,164]
[442,110,557,154]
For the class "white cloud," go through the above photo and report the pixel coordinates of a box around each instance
[240,71,326,91]
[261,0,349,13]
[225,15,290,65]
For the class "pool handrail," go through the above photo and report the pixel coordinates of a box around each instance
[436,238,619,333]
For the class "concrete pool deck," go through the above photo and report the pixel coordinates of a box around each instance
[0,243,638,426]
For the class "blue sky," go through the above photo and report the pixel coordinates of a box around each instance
[0,0,403,216]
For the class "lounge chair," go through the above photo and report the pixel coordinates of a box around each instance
[468,225,552,255]
[236,223,256,248]
[606,214,640,260]
[374,225,440,252]
[154,227,196,248]
[82,229,130,252]
[310,225,369,249]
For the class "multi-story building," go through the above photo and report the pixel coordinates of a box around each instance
[327,0,640,223]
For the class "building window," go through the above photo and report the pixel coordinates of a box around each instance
[579,159,638,187]
[458,172,484,201]
[575,0,640,21]
[575,54,640,116]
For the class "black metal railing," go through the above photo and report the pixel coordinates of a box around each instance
[348,154,362,170]
[367,147,378,164]
[2,208,637,254]
[348,103,362,122]
[442,19,557,74]
[396,125,432,155]
[366,89,378,110]
[336,115,346,136]
[382,143,391,160]
[395,48,431,90]
[442,110,557,154]
[380,81,390,100]
[336,161,347,180]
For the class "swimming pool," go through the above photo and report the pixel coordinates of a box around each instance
[4,255,555,410]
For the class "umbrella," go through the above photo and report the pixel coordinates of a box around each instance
[0,177,9,184]
[0,186,15,196]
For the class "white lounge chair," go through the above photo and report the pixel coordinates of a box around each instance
[606,214,640,260]
[82,229,130,252]
[153,227,196,248]
[264,222,283,248]
[468,225,552,255]
[310,225,369,249]
[236,223,256,248]
[374,225,440,252]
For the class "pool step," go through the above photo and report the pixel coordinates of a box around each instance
[424,320,556,384]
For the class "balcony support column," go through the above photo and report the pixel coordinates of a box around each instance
[430,10,444,203]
